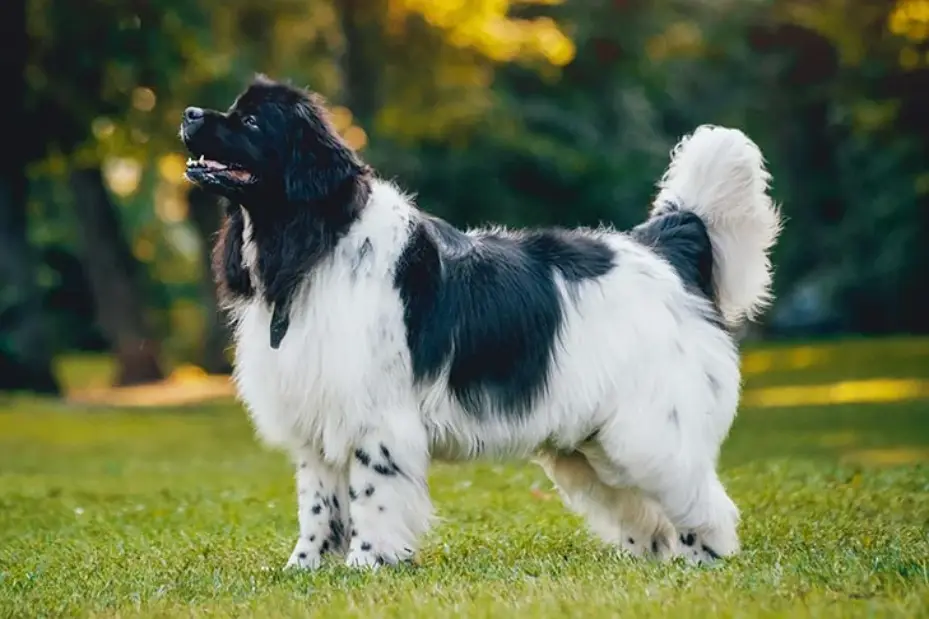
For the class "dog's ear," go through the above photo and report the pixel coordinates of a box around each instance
[284,96,366,203]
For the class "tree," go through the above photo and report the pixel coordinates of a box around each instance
[0,0,60,395]
[68,168,165,385]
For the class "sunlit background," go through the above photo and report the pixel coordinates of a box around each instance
[4,0,929,394]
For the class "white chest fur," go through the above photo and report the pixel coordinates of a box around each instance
[229,181,417,460]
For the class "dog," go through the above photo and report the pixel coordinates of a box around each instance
[180,75,781,570]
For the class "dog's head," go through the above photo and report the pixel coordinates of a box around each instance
[179,75,367,207]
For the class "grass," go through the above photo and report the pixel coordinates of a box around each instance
[2,339,929,618]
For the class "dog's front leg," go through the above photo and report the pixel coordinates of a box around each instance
[345,423,433,568]
[284,448,349,570]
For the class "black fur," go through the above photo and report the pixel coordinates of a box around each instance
[182,75,370,348]
[393,217,615,418]
[630,200,715,301]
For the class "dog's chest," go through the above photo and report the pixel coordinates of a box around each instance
[230,265,411,450]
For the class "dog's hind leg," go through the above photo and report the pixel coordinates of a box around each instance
[587,416,741,564]
[536,450,678,560]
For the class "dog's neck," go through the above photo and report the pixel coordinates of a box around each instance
[213,171,372,348]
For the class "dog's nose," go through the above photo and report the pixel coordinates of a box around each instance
[184,107,204,123]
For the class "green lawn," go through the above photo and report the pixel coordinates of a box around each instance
[2,339,929,618]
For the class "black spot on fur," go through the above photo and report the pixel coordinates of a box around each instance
[183,77,371,348]
[328,519,344,547]
[628,538,635,545]
[354,449,371,467]
[321,540,330,553]
[364,485,375,497]
[352,238,373,274]
[361,542,372,552]
[681,532,696,547]
[702,544,721,560]
[394,217,615,418]
[378,505,385,512]
[332,495,340,510]
[373,463,396,477]
[349,486,358,501]
[311,504,322,515]
[351,528,358,538]
[631,201,715,302]
[652,539,659,554]
[299,461,307,469]
[308,535,316,542]
[373,445,404,478]
[298,552,307,559]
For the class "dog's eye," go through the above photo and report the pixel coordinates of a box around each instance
[242,115,258,128]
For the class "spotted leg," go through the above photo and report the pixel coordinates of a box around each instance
[345,422,433,569]
[284,448,350,570]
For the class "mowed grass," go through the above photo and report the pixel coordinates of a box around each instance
[2,339,929,618]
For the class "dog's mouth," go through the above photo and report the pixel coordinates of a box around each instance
[185,155,254,184]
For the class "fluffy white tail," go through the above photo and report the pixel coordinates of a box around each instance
[653,125,782,327]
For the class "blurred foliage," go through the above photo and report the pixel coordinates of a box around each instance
[12,0,929,371]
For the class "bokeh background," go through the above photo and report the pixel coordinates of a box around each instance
[3,0,929,395]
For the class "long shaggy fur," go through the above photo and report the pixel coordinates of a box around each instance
[180,77,781,570]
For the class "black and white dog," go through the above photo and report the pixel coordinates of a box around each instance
[180,75,781,569]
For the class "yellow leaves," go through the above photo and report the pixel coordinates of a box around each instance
[157,153,186,184]
[102,157,143,197]
[645,21,704,63]
[889,0,929,68]
[133,237,156,262]
[782,0,869,67]
[329,105,369,151]
[851,99,900,133]
[889,0,929,42]
[131,87,157,112]
[390,0,575,66]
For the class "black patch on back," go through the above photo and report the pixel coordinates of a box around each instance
[393,216,615,418]
[631,202,715,301]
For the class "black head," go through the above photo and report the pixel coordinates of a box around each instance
[180,75,368,208]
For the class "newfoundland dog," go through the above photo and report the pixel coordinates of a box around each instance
[180,75,780,570]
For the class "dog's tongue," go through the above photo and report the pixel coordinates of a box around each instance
[226,169,252,181]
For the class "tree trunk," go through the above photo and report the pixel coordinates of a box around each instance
[69,167,164,386]
[0,0,61,395]
[338,0,388,126]
[187,187,233,374]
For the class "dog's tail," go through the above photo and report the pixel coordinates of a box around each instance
[648,125,782,327]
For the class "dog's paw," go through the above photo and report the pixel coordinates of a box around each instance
[284,539,323,571]
[345,542,413,570]
[621,525,678,562]
[676,530,736,565]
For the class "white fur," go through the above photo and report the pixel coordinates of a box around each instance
[227,125,780,569]
[653,125,782,326]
